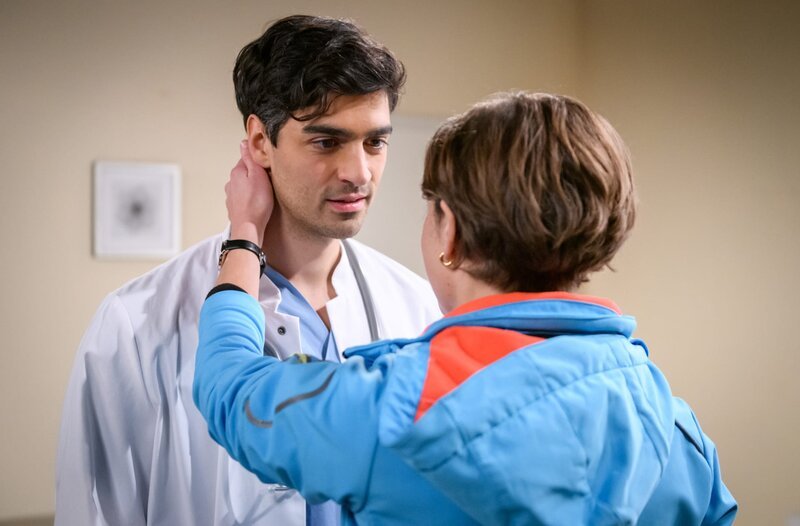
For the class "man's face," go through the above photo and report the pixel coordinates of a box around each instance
[263,91,392,240]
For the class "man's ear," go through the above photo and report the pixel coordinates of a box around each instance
[245,114,271,169]
[439,199,459,264]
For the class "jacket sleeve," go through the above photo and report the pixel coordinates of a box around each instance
[699,430,738,526]
[638,398,738,526]
[193,290,387,512]
[55,294,156,526]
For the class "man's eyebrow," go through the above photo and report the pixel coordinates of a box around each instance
[302,124,352,138]
[301,124,393,138]
[367,125,393,137]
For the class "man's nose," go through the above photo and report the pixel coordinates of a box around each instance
[338,147,371,187]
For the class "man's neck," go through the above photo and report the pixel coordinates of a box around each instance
[261,218,341,312]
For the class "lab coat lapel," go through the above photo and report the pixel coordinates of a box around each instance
[259,275,303,360]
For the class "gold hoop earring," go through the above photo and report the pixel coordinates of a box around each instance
[439,252,454,268]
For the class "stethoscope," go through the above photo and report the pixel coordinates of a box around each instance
[341,239,380,342]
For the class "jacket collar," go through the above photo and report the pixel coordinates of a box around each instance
[446,292,622,317]
[425,291,635,339]
[345,292,636,364]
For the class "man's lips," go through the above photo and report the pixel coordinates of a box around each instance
[326,194,369,213]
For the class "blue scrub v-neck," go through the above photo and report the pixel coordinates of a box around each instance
[265,266,340,363]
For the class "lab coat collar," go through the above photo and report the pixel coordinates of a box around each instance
[217,226,353,319]
[216,226,322,360]
[221,225,348,315]
[220,228,370,361]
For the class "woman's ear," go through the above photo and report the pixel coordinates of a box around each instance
[245,114,271,169]
[439,199,458,264]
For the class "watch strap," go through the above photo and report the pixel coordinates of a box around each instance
[219,239,266,273]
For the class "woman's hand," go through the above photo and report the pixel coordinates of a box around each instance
[226,141,274,247]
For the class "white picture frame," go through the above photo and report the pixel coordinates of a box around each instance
[93,161,181,259]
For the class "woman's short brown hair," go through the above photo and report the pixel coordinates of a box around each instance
[422,92,636,292]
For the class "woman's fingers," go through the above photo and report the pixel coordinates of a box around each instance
[239,140,264,178]
[224,139,274,245]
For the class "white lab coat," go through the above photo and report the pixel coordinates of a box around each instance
[56,231,440,526]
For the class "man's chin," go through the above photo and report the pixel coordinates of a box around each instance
[316,215,366,240]
[329,223,363,240]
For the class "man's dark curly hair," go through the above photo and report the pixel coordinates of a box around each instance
[234,15,406,146]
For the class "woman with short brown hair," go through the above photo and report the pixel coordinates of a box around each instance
[194,92,737,525]
[421,92,635,294]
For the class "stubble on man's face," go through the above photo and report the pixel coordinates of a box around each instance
[273,181,370,240]
[266,92,392,242]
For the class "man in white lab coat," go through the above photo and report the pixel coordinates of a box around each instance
[56,15,440,526]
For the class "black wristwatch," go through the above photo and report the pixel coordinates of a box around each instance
[219,239,266,274]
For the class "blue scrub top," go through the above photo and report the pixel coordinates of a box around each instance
[265,266,340,363]
[264,266,342,526]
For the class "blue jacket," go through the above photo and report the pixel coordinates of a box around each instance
[194,290,737,525]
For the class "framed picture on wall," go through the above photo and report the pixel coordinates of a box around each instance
[93,161,181,259]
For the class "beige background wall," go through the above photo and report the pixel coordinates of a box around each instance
[0,0,797,524]
[578,2,800,524]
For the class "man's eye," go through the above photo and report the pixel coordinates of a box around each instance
[366,138,388,150]
[313,138,339,150]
